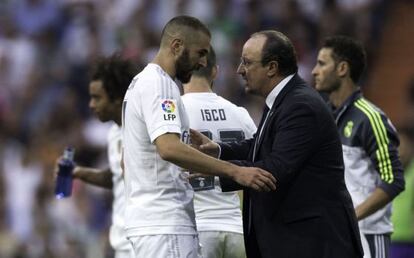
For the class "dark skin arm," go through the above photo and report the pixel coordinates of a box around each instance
[54,157,113,189]
[73,166,113,189]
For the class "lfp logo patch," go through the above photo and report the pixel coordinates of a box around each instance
[162,100,175,113]
[161,100,177,121]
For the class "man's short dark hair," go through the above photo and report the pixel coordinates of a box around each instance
[251,30,298,77]
[161,15,211,46]
[323,36,367,83]
[191,46,216,80]
[90,54,138,101]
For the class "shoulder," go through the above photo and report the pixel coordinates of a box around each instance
[235,105,252,119]
[136,69,176,97]
[216,96,239,109]
[181,94,201,110]
[181,93,191,103]
[277,84,335,128]
[217,96,256,128]
[352,98,389,123]
[352,97,386,119]
[216,96,250,117]
[284,75,323,104]
[287,85,326,111]
[351,97,397,133]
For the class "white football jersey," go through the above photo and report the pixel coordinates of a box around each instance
[122,64,196,237]
[181,92,257,233]
[107,123,130,251]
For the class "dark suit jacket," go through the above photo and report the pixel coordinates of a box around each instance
[219,75,363,258]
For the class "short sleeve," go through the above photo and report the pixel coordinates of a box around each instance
[140,78,182,143]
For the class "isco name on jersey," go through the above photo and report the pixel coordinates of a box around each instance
[200,108,226,121]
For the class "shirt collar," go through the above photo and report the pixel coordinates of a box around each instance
[265,74,295,109]
[333,88,362,118]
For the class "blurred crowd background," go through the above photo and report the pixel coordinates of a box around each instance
[0,0,413,257]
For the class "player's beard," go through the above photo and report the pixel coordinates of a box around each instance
[176,49,194,83]
[318,75,341,94]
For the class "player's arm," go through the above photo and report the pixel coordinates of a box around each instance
[190,128,254,161]
[355,188,391,220]
[73,166,113,189]
[190,128,221,157]
[355,108,405,220]
[155,133,276,192]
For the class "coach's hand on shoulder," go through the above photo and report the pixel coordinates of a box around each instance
[233,167,277,192]
[190,129,220,158]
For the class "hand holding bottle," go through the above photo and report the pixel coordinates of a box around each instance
[55,147,75,199]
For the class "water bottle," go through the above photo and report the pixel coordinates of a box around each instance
[55,147,75,199]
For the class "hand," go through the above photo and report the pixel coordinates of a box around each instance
[72,166,81,179]
[190,129,220,157]
[233,167,277,192]
[187,172,210,179]
[54,156,80,179]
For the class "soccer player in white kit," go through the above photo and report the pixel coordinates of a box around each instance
[122,16,276,258]
[62,55,137,258]
[182,47,256,258]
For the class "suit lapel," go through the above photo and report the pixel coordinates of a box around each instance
[255,109,272,156]
[252,106,269,161]
[253,74,304,159]
[271,74,303,112]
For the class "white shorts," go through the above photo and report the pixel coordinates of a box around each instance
[129,234,202,258]
[198,231,246,258]
[115,248,133,258]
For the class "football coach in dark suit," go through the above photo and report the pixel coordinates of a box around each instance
[190,30,363,258]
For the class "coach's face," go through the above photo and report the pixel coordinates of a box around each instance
[312,48,341,93]
[237,35,269,96]
[176,32,210,83]
[89,80,119,122]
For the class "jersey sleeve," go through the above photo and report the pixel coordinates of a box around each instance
[357,103,405,199]
[139,78,182,143]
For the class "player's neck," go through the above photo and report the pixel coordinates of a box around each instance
[152,51,176,80]
[183,77,213,94]
[329,79,358,108]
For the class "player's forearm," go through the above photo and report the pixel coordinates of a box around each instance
[156,133,276,192]
[156,135,237,179]
[355,187,391,221]
[73,166,113,189]
[177,144,238,178]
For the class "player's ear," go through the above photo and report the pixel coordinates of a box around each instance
[171,38,184,56]
[212,65,218,81]
[337,61,349,78]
